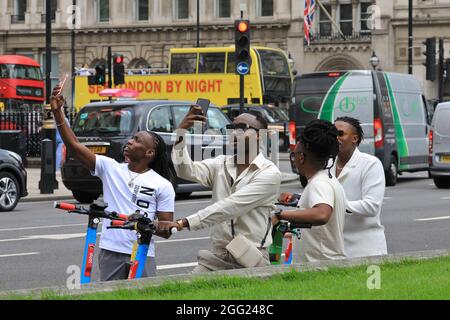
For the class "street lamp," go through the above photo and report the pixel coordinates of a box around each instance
[370,51,380,70]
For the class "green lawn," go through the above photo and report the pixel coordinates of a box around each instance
[10,256,450,300]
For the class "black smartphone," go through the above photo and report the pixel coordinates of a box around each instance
[196,98,210,116]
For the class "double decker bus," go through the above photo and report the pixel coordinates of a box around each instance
[73,46,293,111]
[0,55,45,111]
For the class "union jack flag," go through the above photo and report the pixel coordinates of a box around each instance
[304,0,316,46]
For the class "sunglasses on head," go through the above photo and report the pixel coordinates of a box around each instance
[226,123,260,131]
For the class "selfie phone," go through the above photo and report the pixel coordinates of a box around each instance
[57,74,69,95]
[196,98,210,116]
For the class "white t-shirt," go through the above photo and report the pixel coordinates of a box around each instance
[92,155,175,256]
[296,170,347,263]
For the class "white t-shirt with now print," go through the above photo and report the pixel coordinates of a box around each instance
[295,170,347,263]
[91,155,175,257]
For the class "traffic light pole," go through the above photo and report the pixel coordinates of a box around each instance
[108,46,112,89]
[438,38,444,102]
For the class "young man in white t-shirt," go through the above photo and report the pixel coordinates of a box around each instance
[274,120,347,262]
[50,86,175,281]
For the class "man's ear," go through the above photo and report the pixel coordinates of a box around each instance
[145,149,155,159]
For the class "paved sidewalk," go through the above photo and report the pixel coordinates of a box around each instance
[23,168,299,202]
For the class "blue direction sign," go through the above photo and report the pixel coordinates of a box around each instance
[236,62,250,75]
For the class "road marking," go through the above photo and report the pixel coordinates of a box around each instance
[176,200,213,205]
[155,236,210,244]
[157,262,198,270]
[440,197,450,200]
[415,216,450,222]
[0,233,97,243]
[0,223,86,233]
[0,252,40,258]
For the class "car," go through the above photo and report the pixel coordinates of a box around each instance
[61,100,231,203]
[289,70,432,187]
[220,104,290,151]
[429,102,450,188]
[0,148,28,211]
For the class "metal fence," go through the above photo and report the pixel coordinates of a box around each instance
[0,110,78,158]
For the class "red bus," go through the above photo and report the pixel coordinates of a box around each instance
[0,55,45,111]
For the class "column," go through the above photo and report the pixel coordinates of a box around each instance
[352,0,359,34]
[331,0,338,35]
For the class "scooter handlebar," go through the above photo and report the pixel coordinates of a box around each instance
[54,201,77,211]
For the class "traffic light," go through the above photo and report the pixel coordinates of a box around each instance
[234,20,251,75]
[423,37,436,81]
[445,58,450,82]
[87,63,106,86]
[113,54,125,86]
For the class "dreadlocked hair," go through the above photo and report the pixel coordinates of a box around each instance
[147,132,176,188]
[335,116,364,146]
[298,119,340,178]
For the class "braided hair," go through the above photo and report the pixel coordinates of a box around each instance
[335,116,364,146]
[147,132,176,188]
[298,119,340,178]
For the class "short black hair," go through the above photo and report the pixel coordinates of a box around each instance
[298,119,340,177]
[335,116,364,146]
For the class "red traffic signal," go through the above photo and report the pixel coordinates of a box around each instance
[237,21,249,33]
[114,55,124,65]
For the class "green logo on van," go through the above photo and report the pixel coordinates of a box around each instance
[337,96,369,113]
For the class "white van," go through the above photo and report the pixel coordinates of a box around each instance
[429,102,450,188]
[289,70,432,186]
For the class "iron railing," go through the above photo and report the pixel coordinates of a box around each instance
[306,31,372,45]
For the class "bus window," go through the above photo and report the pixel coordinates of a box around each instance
[199,53,225,73]
[0,64,43,80]
[226,53,236,74]
[170,53,197,74]
[257,50,289,76]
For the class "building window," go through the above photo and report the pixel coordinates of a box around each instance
[216,0,231,18]
[136,0,149,21]
[360,2,372,33]
[40,52,60,90]
[174,0,189,20]
[42,0,57,23]
[98,0,110,22]
[319,4,332,36]
[339,4,353,36]
[12,0,27,23]
[257,0,274,17]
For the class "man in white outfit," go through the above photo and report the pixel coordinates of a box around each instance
[333,116,388,258]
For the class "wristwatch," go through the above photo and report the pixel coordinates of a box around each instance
[273,209,283,220]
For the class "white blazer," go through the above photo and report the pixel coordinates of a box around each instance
[332,148,388,258]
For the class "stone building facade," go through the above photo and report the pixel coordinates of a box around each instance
[0,0,449,102]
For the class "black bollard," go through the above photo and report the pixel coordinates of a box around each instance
[39,139,55,194]
[40,104,58,190]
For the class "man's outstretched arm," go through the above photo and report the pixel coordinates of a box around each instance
[50,86,96,171]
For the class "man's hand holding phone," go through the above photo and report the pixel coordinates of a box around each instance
[177,102,208,130]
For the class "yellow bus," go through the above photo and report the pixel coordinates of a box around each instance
[73,46,293,111]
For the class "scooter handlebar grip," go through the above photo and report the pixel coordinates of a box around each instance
[170,227,178,234]
[117,214,128,221]
[54,201,76,211]
[110,220,126,227]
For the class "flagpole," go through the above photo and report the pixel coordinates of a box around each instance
[315,0,346,40]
